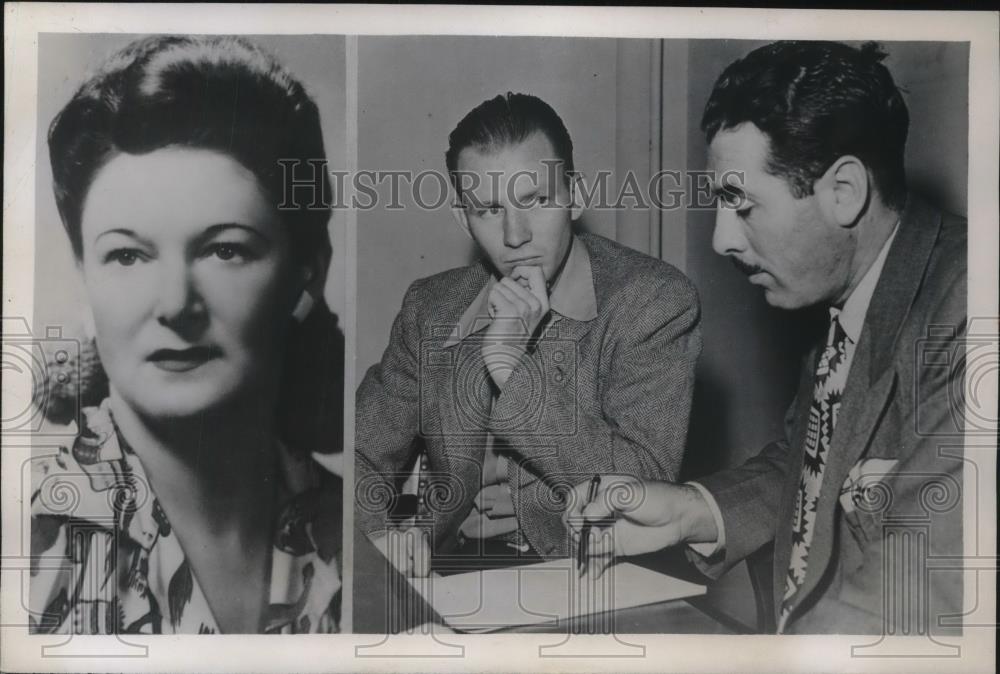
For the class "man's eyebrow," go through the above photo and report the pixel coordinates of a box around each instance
[711,182,748,200]
[463,194,500,210]
[512,184,539,201]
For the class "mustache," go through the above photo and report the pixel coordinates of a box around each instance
[730,257,765,277]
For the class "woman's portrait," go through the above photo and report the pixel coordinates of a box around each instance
[29,34,347,634]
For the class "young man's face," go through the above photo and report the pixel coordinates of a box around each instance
[707,122,854,310]
[455,132,577,281]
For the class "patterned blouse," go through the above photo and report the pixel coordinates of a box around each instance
[29,400,342,634]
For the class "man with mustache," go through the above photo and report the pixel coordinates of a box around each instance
[356,93,702,575]
[567,41,966,635]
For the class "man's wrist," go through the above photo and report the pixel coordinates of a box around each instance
[680,482,721,544]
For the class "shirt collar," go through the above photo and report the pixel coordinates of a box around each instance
[443,235,597,348]
[837,221,900,343]
[53,399,318,550]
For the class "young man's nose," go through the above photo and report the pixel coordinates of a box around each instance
[502,209,533,248]
[711,204,748,257]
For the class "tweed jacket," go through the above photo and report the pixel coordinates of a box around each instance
[356,232,702,558]
[695,197,966,634]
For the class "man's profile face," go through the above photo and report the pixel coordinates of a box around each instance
[707,122,854,310]
[456,131,576,282]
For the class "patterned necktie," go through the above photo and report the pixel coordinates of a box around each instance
[778,308,854,632]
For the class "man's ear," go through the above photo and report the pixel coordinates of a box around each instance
[817,155,869,227]
[450,187,472,239]
[569,173,585,221]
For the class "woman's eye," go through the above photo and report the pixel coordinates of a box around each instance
[206,243,252,263]
[536,195,549,206]
[104,248,144,266]
[736,206,753,218]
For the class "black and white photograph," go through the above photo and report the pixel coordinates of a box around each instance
[2,5,996,674]
[26,33,347,635]
[351,35,974,637]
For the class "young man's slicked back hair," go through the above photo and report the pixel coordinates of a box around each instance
[701,41,910,211]
[446,92,574,196]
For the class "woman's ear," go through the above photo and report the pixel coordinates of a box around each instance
[292,249,328,321]
[817,155,869,227]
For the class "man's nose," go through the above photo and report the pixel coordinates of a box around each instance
[711,204,747,257]
[503,209,532,248]
[154,259,206,334]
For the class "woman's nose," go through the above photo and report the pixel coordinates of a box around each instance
[154,260,206,333]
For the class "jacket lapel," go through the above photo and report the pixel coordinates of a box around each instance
[783,197,944,620]
[429,263,493,489]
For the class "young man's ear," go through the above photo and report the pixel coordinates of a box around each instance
[569,173,585,221]
[450,186,472,239]
[816,155,869,227]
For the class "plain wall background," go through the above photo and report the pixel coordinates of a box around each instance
[33,33,349,336]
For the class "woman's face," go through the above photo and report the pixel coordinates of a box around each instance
[79,147,302,420]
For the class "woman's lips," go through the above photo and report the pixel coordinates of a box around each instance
[148,346,220,372]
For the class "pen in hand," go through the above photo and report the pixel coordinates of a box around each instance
[577,475,602,578]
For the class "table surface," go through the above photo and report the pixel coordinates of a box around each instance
[352,529,756,634]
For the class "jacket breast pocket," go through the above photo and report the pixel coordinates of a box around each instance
[839,457,900,550]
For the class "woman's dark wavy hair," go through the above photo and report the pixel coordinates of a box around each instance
[701,41,909,211]
[45,35,343,454]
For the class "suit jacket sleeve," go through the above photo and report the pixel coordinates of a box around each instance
[489,274,702,482]
[354,280,425,537]
[689,388,800,578]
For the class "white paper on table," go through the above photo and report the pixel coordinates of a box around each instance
[407,559,706,633]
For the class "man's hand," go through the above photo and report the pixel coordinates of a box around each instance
[562,475,719,578]
[482,265,550,388]
[369,527,431,577]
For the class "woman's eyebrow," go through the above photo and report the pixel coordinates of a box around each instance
[199,223,273,244]
[94,228,150,245]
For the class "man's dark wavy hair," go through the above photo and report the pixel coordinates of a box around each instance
[445,92,574,196]
[45,35,342,455]
[701,41,909,211]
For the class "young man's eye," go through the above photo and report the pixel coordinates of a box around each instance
[478,206,503,217]
[736,206,753,218]
[103,248,145,266]
[535,195,549,206]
